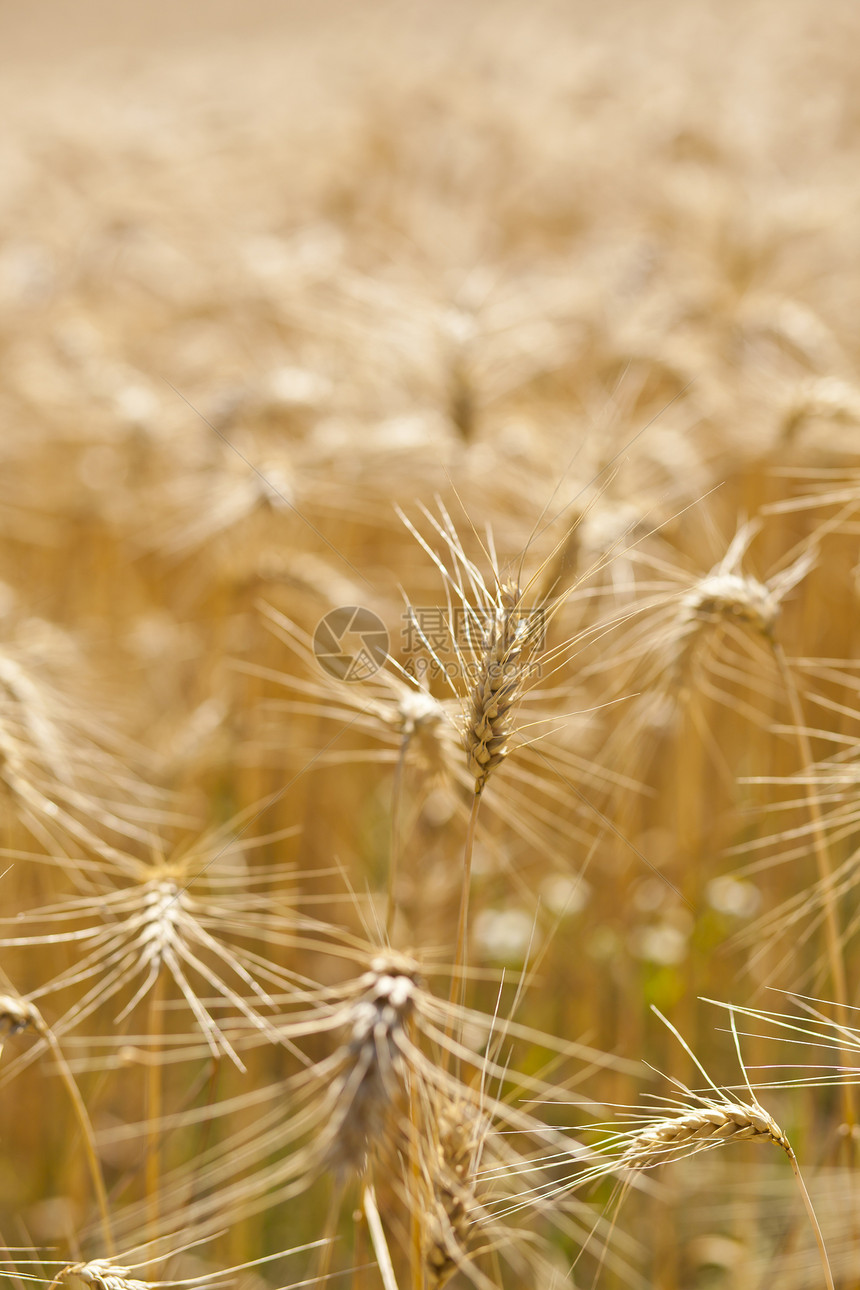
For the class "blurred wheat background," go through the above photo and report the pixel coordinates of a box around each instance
[1,1,860,1287]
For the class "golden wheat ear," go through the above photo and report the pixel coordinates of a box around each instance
[603,1007,834,1290]
[413,1091,487,1289]
[0,808,319,1076]
[462,579,530,797]
[248,602,465,936]
[103,934,612,1278]
[620,1099,790,1168]
[0,630,170,865]
[52,1236,332,1290]
[54,1262,151,1290]
[98,950,428,1247]
[398,501,566,1015]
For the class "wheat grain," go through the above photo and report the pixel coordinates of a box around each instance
[464,580,528,797]
[57,1262,150,1290]
[423,1096,483,1288]
[620,1099,790,1169]
[0,822,308,1071]
[675,521,816,660]
[325,952,420,1175]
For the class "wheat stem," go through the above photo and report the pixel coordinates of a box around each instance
[37,1019,115,1255]
[408,1076,423,1290]
[313,1181,344,1290]
[363,1184,400,1290]
[786,1147,835,1290]
[448,793,481,1020]
[773,641,856,1136]
[145,967,166,1231]
[385,735,410,939]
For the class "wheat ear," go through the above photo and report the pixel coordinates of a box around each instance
[54,1262,149,1290]
[672,526,855,1137]
[422,1096,483,1290]
[620,1099,790,1168]
[679,525,855,1135]
[623,1097,832,1289]
[618,1009,834,1290]
[463,579,526,796]
[451,580,528,1015]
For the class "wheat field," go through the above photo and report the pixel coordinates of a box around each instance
[1,1,860,1287]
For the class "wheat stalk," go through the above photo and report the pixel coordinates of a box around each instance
[671,519,857,1135]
